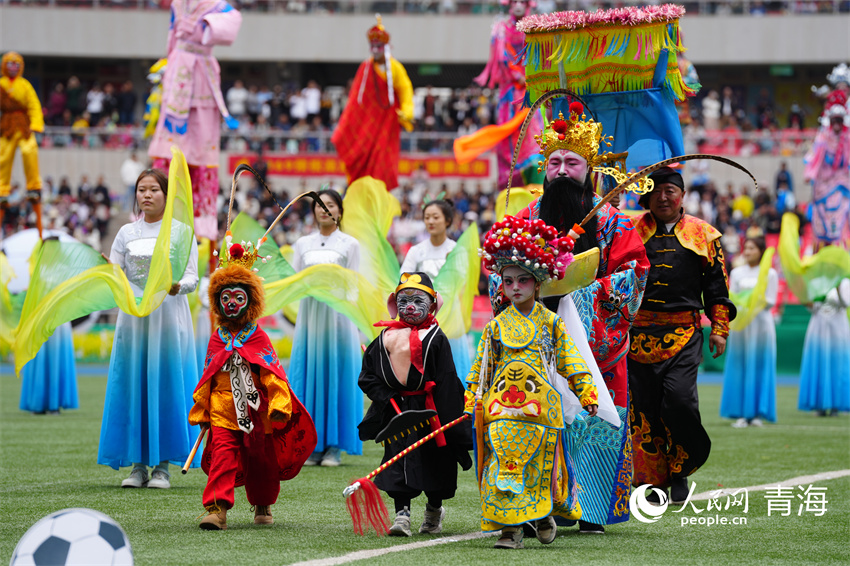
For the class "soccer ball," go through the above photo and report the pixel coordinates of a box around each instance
[10,508,133,566]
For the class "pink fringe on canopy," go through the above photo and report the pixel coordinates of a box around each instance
[517,4,686,33]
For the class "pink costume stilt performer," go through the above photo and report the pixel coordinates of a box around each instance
[148,0,242,242]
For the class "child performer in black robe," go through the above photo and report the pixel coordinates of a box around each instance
[358,272,473,536]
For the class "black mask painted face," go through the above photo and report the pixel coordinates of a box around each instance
[219,285,249,319]
[396,289,432,325]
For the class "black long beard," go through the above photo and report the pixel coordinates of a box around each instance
[538,175,599,254]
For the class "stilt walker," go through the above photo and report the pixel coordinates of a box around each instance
[147,0,242,274]
[0,52,43,239]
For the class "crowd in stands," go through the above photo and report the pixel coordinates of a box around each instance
[1,175,113,252]
[34,70,823,159]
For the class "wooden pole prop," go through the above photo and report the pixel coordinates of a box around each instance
[182,426,209,474]
[343,413,471,535]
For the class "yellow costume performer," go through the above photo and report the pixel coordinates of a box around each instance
[467,215,598,548]
[0,51,43,233]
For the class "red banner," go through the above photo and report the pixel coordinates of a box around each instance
[228,154,490,179]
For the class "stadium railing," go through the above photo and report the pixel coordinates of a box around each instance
[38,125,817,157]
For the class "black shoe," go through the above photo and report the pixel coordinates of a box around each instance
[645,488,668,506]
[553,516,577,527]
[670,477,689,504]
[522,522,537,538]
[578,520,604,534]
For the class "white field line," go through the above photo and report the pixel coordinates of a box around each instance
[288,531,497,566]
[288,469,850,566]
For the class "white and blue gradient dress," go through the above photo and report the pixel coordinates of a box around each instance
[19,321,78,413]
[720,264,779,422]
[98,218,201,470]
[400,237,473,381]
[798,278,850,413]
[288,230,363,456]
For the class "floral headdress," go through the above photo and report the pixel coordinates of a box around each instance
[214,231,272,274]
[480,215,579,283]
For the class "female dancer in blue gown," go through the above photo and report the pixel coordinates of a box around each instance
[720,236,778,427]
[99,168,200,489]
[288,189,363,466]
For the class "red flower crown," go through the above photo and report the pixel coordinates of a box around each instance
[480,216,576,282]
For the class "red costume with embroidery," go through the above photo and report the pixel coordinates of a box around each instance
[190,260,316,527]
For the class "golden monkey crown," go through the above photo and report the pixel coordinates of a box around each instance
[214,231,271,272]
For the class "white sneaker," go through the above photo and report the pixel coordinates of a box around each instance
[493,526,524,549]
[389,507,412,537]
[121,468,148,488]
[731,418,748,428]
[419,504,445,534]
[536,516,558,543]
[147,469,171,489]
[749,418,763,427]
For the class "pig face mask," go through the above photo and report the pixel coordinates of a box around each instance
[396,288,433,326]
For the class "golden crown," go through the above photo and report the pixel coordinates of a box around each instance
[214,231,270,272]
[367,14,390,44]
[534,102,614,172]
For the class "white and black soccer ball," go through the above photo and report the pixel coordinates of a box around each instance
[10,508,133,566]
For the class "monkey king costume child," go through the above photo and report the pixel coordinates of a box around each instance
[189,237,317,530]
[468,216,598,549]
[358,272,472,537]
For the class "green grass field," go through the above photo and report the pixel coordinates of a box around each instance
[1,372,848,565]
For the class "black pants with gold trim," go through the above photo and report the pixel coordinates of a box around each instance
[628,329,710,488]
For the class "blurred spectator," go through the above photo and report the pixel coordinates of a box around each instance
[732,185,755,220]
[86,82,105,125]
[775,161,794,194]
[269,84,288,125]
[246,84,262,124]
[117,80,138,125]
[702,90,721,130]
[102,83,118,123]
[720,86,741,128]
[788,101,805,129]
[457,116,477,136]
[46,83,68,126]
[66,76,85,119]
[302,80,322,122]
[256,84,273,118]
[57,177,73,198]
[120,152,146,210]
[756,88,776,130]
[71,112,91,145]
[290,89,308,123]
[776,182,797,215]
[226,80,249,119]
[92,175,112,235]
[77,175,92,202]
